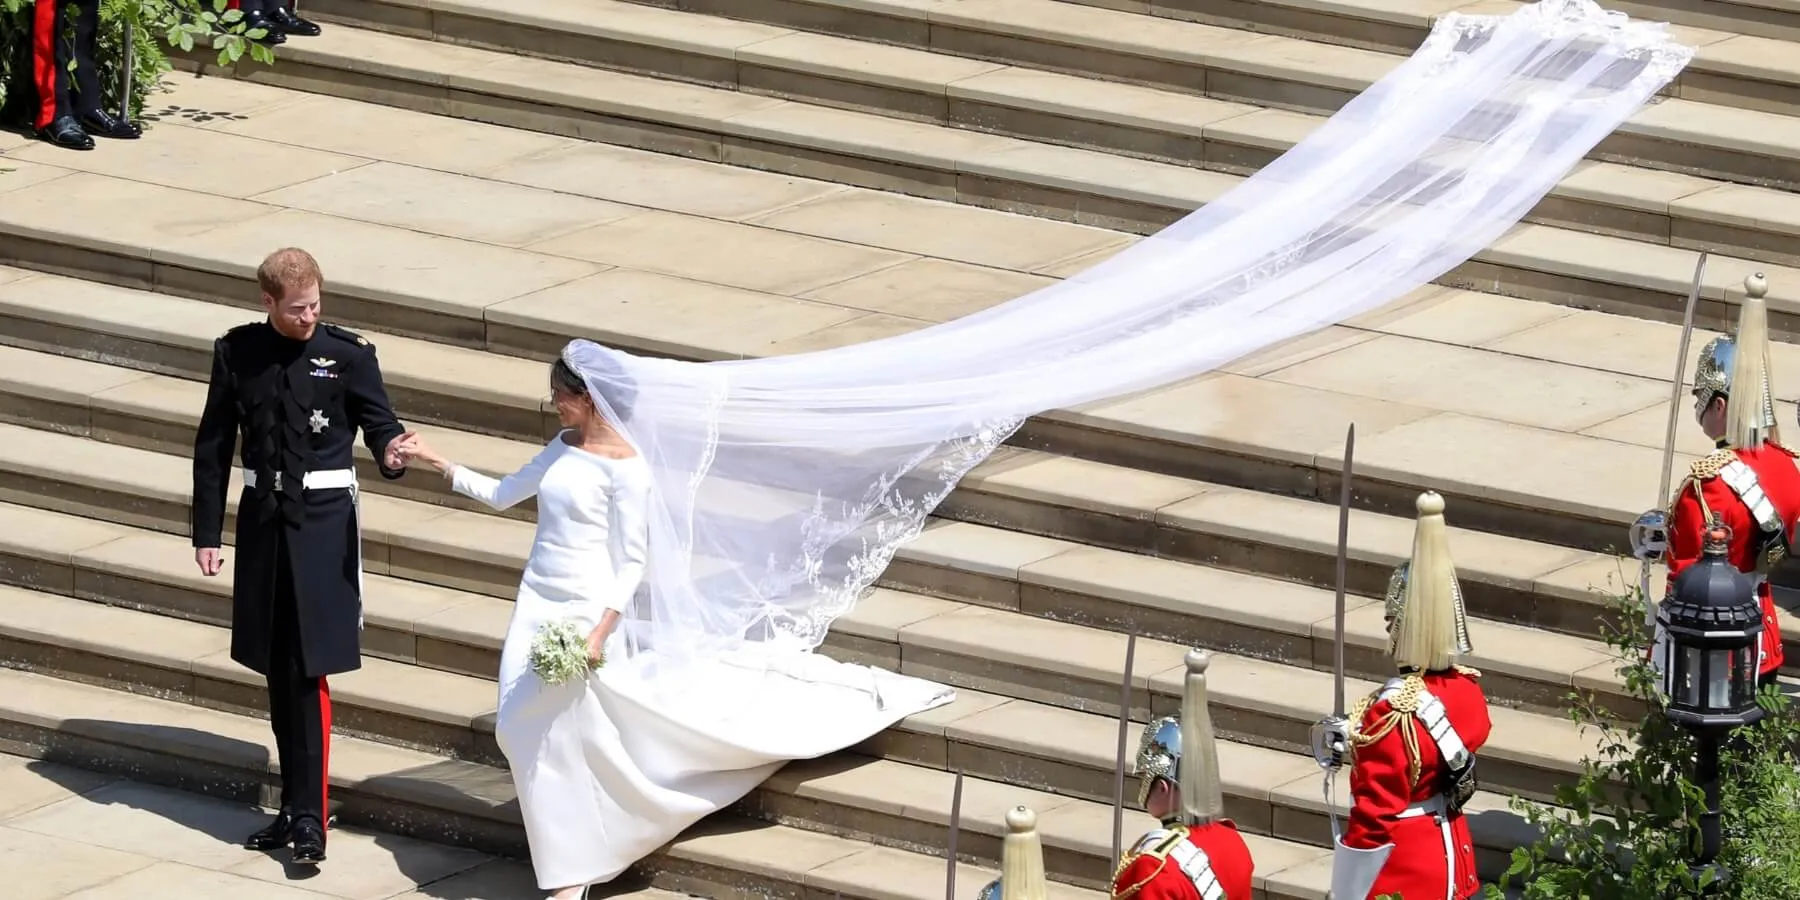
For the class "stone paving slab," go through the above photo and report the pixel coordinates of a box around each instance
[412,0,1800,191]
[0,573,1536,882]
[219,1,1800,271]
[0,666,1290,900]
[0,751,685,900]
[1066,0,1800,117]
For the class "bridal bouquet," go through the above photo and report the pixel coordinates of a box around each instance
[529,620,603,685]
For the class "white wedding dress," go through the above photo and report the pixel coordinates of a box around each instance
[451,433,954,890]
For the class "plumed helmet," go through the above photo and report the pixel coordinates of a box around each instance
[1132,650,1223,825]
[1385,492,1474,672]
[1696,276,1779,449]
[972,807,1047,900]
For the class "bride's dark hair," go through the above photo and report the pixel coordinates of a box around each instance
[551,350,637,424]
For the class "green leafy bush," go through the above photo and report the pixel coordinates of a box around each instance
[1489,584,1800,899]
[0,0,272,122]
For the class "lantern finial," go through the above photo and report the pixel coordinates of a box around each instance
[1703,520,1731,556]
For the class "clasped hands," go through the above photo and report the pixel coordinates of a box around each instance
[386,432,450,474]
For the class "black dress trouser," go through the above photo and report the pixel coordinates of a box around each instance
[268,531,333,830]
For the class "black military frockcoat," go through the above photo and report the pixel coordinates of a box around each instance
[191,320,407,678]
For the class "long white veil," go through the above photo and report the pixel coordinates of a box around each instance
[569,0,1692,676]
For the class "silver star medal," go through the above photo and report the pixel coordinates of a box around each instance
[309,409,329,434]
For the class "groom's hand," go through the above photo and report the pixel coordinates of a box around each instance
[384,431,418,470]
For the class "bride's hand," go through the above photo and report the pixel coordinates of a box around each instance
[398,436,449,472]
[585,623,607,664]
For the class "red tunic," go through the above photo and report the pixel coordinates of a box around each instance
[1667,443,1800,676]
[1112,820,1254,900]
[1342,669,1492,900]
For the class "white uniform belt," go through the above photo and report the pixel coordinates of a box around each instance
[241,468,357,491]
[1416,690,1470,769]
[1166,839,1225,900]
[1720,459,1784,535]
[239,466,366,629]
[1395,794,1447,819]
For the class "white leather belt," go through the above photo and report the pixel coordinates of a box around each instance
[239,467,365,629]
[1167,838,1225,900]
[241,468,356,491]
[1395,793,1457,900]
[1395,794,1447,819]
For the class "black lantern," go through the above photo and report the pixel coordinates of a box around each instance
[1656,520,1766,894]
[1657,523,1766,731]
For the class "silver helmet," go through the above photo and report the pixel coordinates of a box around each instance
[1696,276,1779,448]
[1132,650,1223,824]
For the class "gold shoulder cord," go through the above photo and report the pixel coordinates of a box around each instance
[1348,673,1428,790]
[1111,826,1187,900]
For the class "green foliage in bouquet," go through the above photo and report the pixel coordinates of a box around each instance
[529,619,603,686]
[1486,583,1800,900]
[0,0,274,122]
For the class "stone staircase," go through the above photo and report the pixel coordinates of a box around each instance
[3,0,1800,895]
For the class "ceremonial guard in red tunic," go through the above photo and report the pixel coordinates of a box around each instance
[1111,649,1255,900]
[1632,282,1800,688]
[1330,492,1492,900]
[974,805,1053,900]
[1,0,143,149]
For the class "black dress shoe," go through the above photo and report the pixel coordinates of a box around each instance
[243,12,287,44]
[38,116,94,151]
[290,820,326,864]
[245,810,295,850]
[80,110,142,140]
[269,7,321,36]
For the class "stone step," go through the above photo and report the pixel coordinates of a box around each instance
[0,667,1130,900]
[547,0,1800,194]
[154,26,1800,338]
[0,492,1599,805]
[294,0,1800,271]
[0,408,1642,720]
[0,262,1725,583]
[0,336,1669,650]
[0,336,1697,690]
[1025,0,1800,120]
[0,577,1531,885]
[0,105,1785,558]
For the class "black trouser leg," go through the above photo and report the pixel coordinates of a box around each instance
[68,0,102,119]
[268,538,331,830]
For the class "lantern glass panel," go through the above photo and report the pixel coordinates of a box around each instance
[1735,646,1758,707]
[1680,645,1703,709]
[1707,649,1732,711]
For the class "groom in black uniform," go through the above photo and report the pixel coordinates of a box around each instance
[191,248,413,865]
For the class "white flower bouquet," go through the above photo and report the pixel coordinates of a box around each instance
[528,619,603,685]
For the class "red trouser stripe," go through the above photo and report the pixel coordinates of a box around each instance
[30,0,57,130]
[319,676,332,828]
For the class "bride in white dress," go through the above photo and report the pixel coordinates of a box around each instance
[395,345,952,899]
